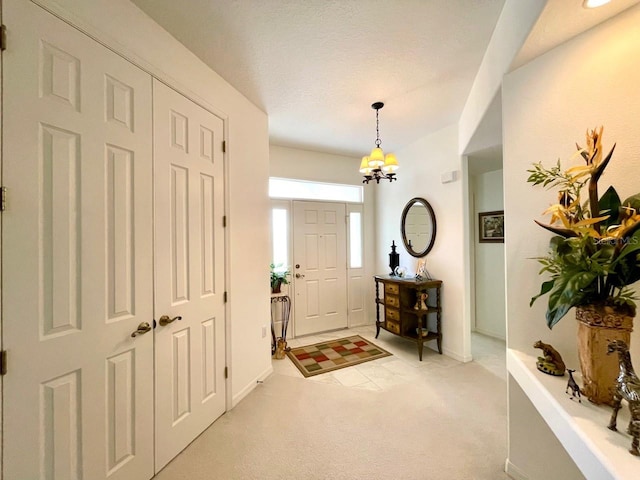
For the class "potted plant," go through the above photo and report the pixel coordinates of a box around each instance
[270,263,290,294]
[528,127,640,404]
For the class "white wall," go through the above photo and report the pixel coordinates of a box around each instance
[375,125,471,361]
[473,169,505,339]
[503,4,640,477]
[458,0,546,154]
[269,144,376,326]
[37,0,273,406]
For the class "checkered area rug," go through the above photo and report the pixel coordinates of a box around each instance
[286,335,392,377]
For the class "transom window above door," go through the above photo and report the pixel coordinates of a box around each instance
[269,177,363,203]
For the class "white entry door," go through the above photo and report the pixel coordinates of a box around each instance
[2,1,154,479]
[153,80,227,470]
[293,201,348,335]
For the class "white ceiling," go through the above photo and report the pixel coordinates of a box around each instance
[130,0,506,157]
[130,0,640,158]
[512,0,640,70]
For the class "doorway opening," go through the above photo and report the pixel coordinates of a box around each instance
[269,179,366,339]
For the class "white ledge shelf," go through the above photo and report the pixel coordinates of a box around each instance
[507,348,639,480]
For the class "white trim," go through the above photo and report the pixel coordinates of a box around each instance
[231,365,273,408]
[508,349,634,480]
[473,327,506,341]
[442,346,473,363]
[504,459,528,480]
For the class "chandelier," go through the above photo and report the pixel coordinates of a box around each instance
[359,102,399,184]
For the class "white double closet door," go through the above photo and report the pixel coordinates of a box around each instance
[2,1,226,478]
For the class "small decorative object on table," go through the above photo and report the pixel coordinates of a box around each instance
[415,259,432,281]
[606,340,640,456]
[533,340,566,376]
[528,126,640,405]
[414,291,428,310]
[566,369,581,403]
[389,241,400,275]
[394,266,407,278]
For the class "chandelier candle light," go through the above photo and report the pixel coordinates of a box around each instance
[360,102,399,184]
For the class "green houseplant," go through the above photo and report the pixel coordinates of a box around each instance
[270,263,290,294]
[528,127,640,404]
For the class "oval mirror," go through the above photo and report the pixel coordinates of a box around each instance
[400,197,436,257]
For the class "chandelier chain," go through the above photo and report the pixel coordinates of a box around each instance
[375,108,381,148]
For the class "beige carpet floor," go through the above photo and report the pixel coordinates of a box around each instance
[154,327,509,480]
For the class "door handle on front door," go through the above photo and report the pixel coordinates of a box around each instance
[295,273,305,279]
[158,315,183,327]
[131,322,152,337]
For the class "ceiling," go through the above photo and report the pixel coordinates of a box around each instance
[131,0,640,158]
[131,0,506,157]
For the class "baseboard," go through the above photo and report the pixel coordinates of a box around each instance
[442,346,473,363]
[474,327,506,341]
[231,364,273,408]
[505,459,528,480]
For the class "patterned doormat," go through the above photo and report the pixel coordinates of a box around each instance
[286,335,392,378]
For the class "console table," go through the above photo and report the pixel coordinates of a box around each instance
[374,275,442,361]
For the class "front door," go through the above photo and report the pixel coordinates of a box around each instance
[3,1,154,478]
[153,80,227,470]
[292,201,348,335]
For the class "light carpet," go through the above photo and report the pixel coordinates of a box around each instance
[154,327,509,480]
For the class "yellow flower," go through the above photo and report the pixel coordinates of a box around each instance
[564,127,604,181]
[603,206,640,240]
[585,126,603,166]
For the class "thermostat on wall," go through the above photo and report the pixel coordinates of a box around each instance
[441,170,458,183]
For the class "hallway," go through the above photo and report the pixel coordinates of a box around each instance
[155,327,508,480]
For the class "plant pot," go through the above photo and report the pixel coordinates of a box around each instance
[271,282,282,294]
[576,304,634,405]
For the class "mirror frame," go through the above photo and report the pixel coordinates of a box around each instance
[400,197,437,258]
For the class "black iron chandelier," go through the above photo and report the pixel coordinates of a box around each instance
[360,101,399,184]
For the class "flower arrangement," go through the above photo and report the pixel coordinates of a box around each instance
[527,127,640,328]
[270,263,290,293]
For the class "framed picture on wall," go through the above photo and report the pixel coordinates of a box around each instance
[479,210,504,243]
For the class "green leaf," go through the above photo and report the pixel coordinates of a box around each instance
[545,270,598,328]
[598,185,621,230]
[531,280,555,307]
[622,193,640,211]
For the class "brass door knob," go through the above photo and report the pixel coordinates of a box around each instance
[131,322,152,337]
[295,273,305,279]
[158,315,183,327]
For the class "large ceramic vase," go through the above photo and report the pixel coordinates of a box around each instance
[576,304,634,405]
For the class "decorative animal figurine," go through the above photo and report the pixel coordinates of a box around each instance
[566,369,581,403]
[275,338,287,359]
[606,339,640,456]
[533,340,566,376]
[414,292,429,311]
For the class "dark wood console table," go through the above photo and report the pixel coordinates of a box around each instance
[374,275,442,361]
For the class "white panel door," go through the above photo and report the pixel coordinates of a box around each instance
[293,201,347,335]
[2,1,154,479]
[153,80,226,471]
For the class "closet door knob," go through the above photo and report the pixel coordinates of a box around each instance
[131,322,152,337]
[158,315,183,327]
